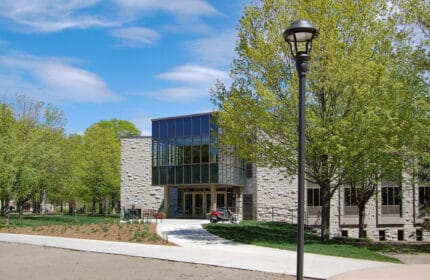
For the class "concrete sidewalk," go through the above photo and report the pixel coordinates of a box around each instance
[0,219,397,279]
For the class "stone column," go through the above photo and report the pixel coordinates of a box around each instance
[211,185,217,210]
[164,186,169,216]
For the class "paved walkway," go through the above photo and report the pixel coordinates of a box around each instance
[0,219,398,279]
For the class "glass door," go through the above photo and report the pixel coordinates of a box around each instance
[184,193,193,216]
[194,193,203,216]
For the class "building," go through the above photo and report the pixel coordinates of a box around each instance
[121,112,430,241]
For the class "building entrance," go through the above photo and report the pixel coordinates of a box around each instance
[183,191,207,218]
[177,187,238,218]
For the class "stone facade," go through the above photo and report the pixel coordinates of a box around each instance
[120,137,429,241]
[249,164,429,241]
[120,137,163,218]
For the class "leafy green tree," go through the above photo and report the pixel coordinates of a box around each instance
[82,119,140,214]
[212,0,429,240]
[0,103,16,224]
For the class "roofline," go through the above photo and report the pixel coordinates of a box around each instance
[121,135,151,139]
[151,112,213,122]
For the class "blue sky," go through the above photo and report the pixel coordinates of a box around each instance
[0,0,248,135]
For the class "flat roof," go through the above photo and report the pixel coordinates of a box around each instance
[151,112,212,122]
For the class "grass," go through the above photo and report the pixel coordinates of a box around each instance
[0,213,119,227]
[203,221,402,263]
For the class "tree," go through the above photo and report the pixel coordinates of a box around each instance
[212,0,428,240]
[82,119,140,215]
[0,103,16,224]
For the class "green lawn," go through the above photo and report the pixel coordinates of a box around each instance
[0,213,119,227]
[203,221,401,263]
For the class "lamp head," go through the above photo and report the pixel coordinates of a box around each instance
[284,19,318,58]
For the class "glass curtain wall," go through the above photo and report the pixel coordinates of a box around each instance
[152,113,244,186]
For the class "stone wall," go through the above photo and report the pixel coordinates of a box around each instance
[120,137,163,218]
[255,165,429,241]
[255,166,298,224]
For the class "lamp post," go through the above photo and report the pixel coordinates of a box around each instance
[284,19,318,280]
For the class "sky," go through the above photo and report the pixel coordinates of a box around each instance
[0,0,249,136]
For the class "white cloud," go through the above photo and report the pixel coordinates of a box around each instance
[156,65,229,84]
[141,64,230,102]
[0,54,119,103]
[111,27,160,47]
[186,30,237,67]
[143,87,207,102]
[0,0,119,32]
[114,0,220,17]
[130,113,152,136]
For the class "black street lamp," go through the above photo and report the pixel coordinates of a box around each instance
[284,19,318,280]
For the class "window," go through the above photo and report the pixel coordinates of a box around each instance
[344,187,359,215]
[379,230,386,241]
[167,119,175,138]
[175,118,183,137]
[397,230,404,241]
[344,187,357,206]
[307,188,321,206]
[246,163,253,178]
[381,185,401,215]
[192,116,200,136]
[382,186,401,206]
[419,186,430,207]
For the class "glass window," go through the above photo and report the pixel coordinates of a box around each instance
[168,119,175,138]
[184,137,192,164]
[419,186,430,206]
[201,115,209,135]
[160,166,167,185]
[168,166,174,184]
[160,120,167,138]
[210,141,218,163]
[175,166,183,185]
[307,188,321,206]
[382,186,401,205]
[184,165,192,184]
[152,167,158,185]
[152,139,158,166]
[176,138,184,165]
[152,121,159,138]
[168,139,175,165]
[184,118,191,137]
[246,164,253,178]
[201,137,209,163]
[192,164,200,184]
[344,187,357,206]
[176,118,183,137]
[192,116,200,136]
[193,137,201,164]
[201,164,209,183]
[210,116,218,136]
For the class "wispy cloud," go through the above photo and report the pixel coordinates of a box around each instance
[114,0,220,17]
[111,27,160,47]
[0,53,119,103]
[185,30,237,67]
[130,113,152,136]
[156,65,229,84]
[141,64,230,102]
[0,0,119,32]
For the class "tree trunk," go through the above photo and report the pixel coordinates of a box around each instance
[40,190,47,214]
[18,199,24,220]
[92,197,96,215]
[98,201,103,215]
[60,200,63,214]
[320,184,331,242]
[358,204,366,238]
[3,198,10,225]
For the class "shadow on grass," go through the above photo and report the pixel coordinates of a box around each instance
[203,221,401,263]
